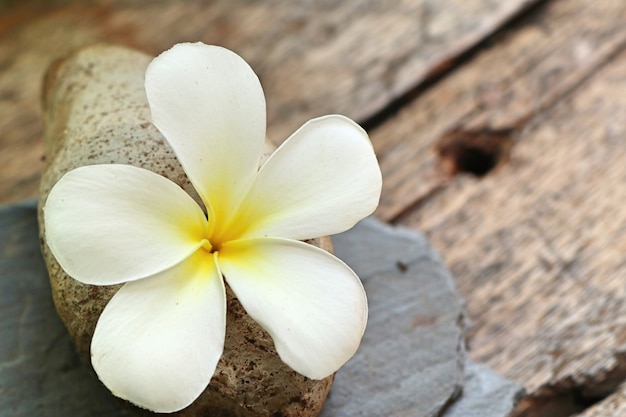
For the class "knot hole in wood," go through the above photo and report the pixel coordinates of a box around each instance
[435,127,515,177]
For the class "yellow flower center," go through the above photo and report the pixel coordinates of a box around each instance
[201,239,214,253]
[202,205,254,255]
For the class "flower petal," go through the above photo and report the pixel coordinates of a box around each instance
[218,237,367,379]
[91,250,225,413]
[145,42,266,229]
[44,164,207,285]
[230,115,382,241]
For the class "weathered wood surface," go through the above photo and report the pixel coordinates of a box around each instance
[374,0,626,221]
[4,0,626,415]
[0,0,541,204]
[370,0,626,415]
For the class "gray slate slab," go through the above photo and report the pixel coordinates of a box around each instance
[0,201,523,417]
[445,361,525,417]
[320,217,467,417]
[0,200,136,417]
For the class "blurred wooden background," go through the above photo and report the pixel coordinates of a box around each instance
[3,0,626,415]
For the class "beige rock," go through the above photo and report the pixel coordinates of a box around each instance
[37,44,332,417]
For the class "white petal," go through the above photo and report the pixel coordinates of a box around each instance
[218,237,367,379]
[44,164,208,285]
[231,115,382,241]
[145,42,266,230]
[91,250,225,413]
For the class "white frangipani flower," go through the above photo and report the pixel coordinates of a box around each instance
[43,42,382,413]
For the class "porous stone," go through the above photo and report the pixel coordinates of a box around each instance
[2,201,524,416]
[37,44,332,417]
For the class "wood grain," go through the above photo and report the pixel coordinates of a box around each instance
[0,0,541,204]
[372,0,626,413]
[373,0,626,221]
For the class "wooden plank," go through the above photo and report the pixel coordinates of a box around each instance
[371,0,626,413]
[0,0,541,203]
[373,0,626,221]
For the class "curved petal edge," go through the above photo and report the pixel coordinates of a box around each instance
[219,237,367,379]
[44,164,208,285]
[91,250,226,412]
[232,115,382,242]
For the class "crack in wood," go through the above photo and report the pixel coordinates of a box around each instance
[361,0,550,133]
[511,352,626,417]
[374,0,626,224]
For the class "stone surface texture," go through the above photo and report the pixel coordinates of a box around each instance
[321,217,524,417]
[0,201,139,417]
[2,202,523,417]
[321,217,466,416]
[445,361,525,417]
[37,44,332,417]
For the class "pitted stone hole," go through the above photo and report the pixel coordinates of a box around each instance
[435,127,514,177]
